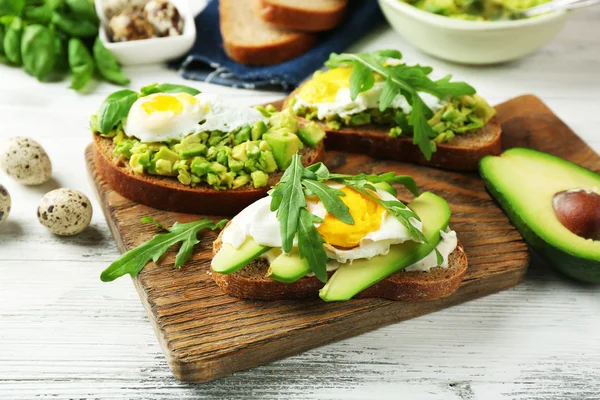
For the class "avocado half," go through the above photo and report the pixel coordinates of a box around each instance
[480,148,600,283]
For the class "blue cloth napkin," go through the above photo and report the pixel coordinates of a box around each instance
[168,0,384,91]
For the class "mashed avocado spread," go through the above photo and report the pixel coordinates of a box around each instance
[401,0,550,20]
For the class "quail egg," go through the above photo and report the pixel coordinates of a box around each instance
[0,137,52,185]
[144,0,184,37]
[0,184,10,226]
[37,189,93,236]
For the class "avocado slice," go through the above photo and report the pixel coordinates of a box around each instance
[263,131,301,170]
[211,236,269,274]
[297,122,326,147]
[267,248,310,283]
[480,148,600,283]
[319,192,452,302]
[372,181,397,197]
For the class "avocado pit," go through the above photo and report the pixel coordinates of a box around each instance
[553,189,600,241]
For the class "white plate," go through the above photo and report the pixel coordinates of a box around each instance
[378,0,570,64]
[95,0,197,66]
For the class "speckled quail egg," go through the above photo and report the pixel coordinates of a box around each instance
[37,189,93,236]
[144,0,184,37]
[103,0,149,19]
[109,9,156,42]
[0,137,52,185]
[0,184,10,226]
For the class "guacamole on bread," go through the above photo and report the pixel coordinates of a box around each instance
[91,85,325,191]
[401,0,551,20]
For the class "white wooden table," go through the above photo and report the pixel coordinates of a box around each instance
[1,6,599,399]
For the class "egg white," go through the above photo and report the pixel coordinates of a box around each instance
[293,82,445,121]
[125,93,208,143]
[194,93,267,134]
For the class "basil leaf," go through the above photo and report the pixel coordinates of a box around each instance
[93,36,130,85]
[0,0,24,16]
[97,89,138,134]
[23,4,52,24]
[297,208,328,283]
[68,37,93,90]
[140,82,201,96]
[3,16,22,64]
[0,24,5,56]
[64,0,97,22]
[21,24,55,81]
[302,179,353,225]
[51,12,97,37]
[52,31,68,72]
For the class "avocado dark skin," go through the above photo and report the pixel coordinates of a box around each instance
[480,148,600,283]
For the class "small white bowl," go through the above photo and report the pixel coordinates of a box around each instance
[378,0,569,64]
[95,0,196,66]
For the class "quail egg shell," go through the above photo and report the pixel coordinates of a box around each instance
[0,137,52,185]
[0,184,10,225]
[37,189,93,236]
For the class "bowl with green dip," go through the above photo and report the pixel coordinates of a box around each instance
[379,0,569,64]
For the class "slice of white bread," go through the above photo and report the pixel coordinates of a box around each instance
[258,0,348,32]
[283,88,502,171]
[211,226,468,301]
[220,0,317,66]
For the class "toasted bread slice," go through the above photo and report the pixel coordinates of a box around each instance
[211,227,468,301]
[283,89,502,171]
[92,134,325,215]
[258,0,347,32]
[220,0,317,66]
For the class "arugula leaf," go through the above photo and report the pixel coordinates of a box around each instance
[140,82,201,96]
[100,218,227,282]
[269,154,306,253]
[302,179,353,225]
[324,50,476,160]
[297,208,328,282]
[329,171,419,197]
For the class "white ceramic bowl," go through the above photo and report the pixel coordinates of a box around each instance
[378,0,569,64]
[95,0,196,66]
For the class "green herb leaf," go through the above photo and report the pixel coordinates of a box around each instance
[67,37,93,90]
[51,12,96,37]
[97,89,138,134]
[270,154,306,253]
[302,179,353,225]
[3,16,22,65]
[324,50,476,160]
[93,36,130,85]
[100,218,227,282]
[23,5,52,24]
[0,0,25,16]
[297,208,328,283]
[329,171,419,197]
[64,0,97,23]
[21,24,55,81]
[140,82,201,96]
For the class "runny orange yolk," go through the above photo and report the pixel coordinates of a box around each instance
[141,93,198,115]
[317,187,385,248]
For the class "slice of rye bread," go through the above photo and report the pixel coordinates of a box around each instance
[220,0,318,66]
[283,89,502,171]
[92,134,325,215]
[257,0,348,32]
[211,227,468,301]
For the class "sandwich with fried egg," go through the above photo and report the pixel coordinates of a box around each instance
[90,83,325,215]
[283,50,501,171]
[211,155,467,301]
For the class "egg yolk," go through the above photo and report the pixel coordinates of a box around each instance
[296,67,353,104]
[141,93,197,115]
[317,187,385,248]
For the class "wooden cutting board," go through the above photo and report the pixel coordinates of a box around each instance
[85,95,597,383]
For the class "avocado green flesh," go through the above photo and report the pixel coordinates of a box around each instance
[319,192,452,302]
[480,148,600,283]
[211,237,269,274]
[268,249,310,283]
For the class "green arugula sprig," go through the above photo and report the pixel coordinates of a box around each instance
[325,50,476,160]
[101,217,227,282]
[269,155,441,282]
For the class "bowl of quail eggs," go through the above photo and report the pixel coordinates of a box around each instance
[96,0,196,65]
[0,137,93,236]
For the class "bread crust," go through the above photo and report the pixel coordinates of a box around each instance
[220,0,317,66]
[283,90,502,171]
[92,134,325,215]
[211,226,468,301]
[258,0,347,32]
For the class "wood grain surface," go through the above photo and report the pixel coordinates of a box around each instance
[85,94,597,383]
